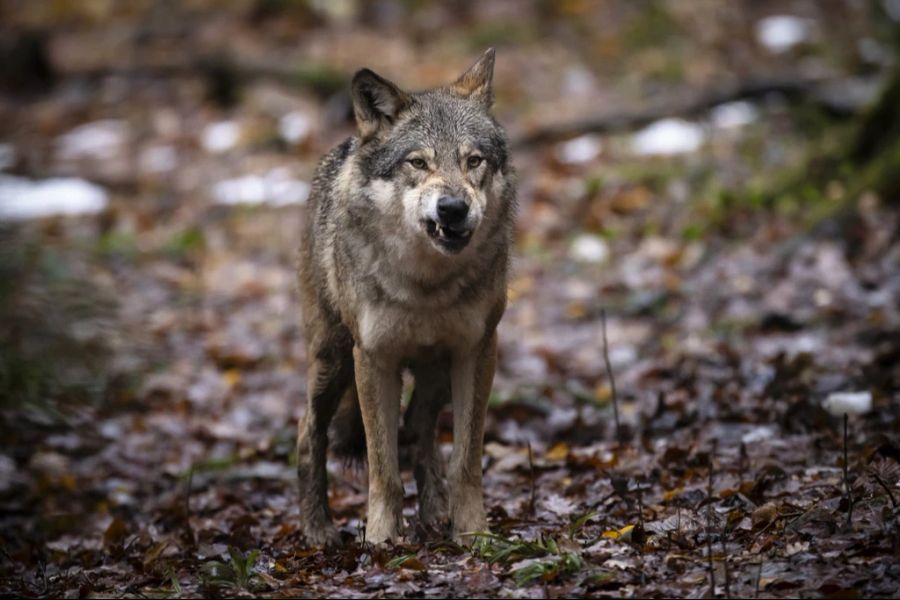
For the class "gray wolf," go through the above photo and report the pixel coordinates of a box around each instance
[295,48,516,546]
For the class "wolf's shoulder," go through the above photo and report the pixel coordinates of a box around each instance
[312,137,358,190]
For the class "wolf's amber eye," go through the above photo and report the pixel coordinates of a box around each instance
[408,158,428,170]
[467,156,484,169]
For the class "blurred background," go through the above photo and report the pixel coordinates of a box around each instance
[1,0,898,597]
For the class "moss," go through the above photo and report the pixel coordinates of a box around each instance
[622,0,678,51]
[166,226,206,261]
[462,22,536,50]
[287,64,347,97]
[0,228,118,418]
[96,230,138,260]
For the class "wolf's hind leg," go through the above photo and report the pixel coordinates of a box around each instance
[406,362,450,532]
[296,340,353,547]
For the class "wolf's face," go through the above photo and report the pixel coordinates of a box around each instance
[351,50,510,257]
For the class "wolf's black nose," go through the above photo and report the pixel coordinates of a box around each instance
[437,196,469,226]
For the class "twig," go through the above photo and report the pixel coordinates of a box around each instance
[868,468,898,508]
[843,413,853,527]
[720,523,731,599]
[706,520,716,598]
[527,441,536,516]
[738,442,748,484]
[754,561,763,599]
[182,467,196,546]
[637,483,645,531]
[600,309,623,444]
[185,467,193,518]
[706,445,717,598]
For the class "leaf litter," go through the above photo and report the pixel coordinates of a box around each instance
[1,1,899,598]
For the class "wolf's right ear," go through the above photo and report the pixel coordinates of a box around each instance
[351,69,411,141]
[450,48,495,108]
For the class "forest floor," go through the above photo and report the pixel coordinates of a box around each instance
[1,1,899,597]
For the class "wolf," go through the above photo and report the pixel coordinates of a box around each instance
[294,48,515,546]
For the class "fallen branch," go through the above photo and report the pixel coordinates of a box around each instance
[512,74,878,148]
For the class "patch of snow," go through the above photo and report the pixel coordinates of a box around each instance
[823,391,872,416]
[556,134,602,164]
[569,234,610,263]
[202,120,241,154]
[609,344,638,368]
[278,111,312,145]
[741,425,776,444]
[56,119,129,162]
[0,176,108,220]
[711,101,759,129]
[756,15,811,53]
[212,168,310,207]
[631,118,704,155]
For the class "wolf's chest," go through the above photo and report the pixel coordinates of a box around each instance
[357,300,487,356]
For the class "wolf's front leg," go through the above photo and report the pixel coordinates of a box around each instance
[353,346,404,544]
[448,332,497,543]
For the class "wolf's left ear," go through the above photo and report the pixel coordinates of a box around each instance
[351,68,411,140]
[450,48,495,108]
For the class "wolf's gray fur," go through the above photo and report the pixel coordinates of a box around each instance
[295,48,515,546]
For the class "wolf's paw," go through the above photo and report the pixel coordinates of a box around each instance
[418,483,449,528]
[450,507,488,546]
[414,513,450,542]
[301,520,342,548]
[364,513,404,545]
[451,523,490,546]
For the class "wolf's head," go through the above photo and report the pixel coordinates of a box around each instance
[349,49,513,258]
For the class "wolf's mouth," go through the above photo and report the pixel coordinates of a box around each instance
[424,218,472,252]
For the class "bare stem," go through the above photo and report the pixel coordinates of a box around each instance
[844,413,853,527]
[707,446,717,597]
[600,308,623,444]
[527,441,536,517]
[637,484,645,530]
[721,523,731,599]
[754,561,762,599]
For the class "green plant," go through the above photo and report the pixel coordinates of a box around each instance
[200,547,261,591]
[471,532,586,586]
[513,552,584,586]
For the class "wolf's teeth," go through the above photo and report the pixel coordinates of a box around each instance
[460,230,471,238]
[436,225,445,237]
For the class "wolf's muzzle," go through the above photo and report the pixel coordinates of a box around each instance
[424,195,473,253]
[437,196,469,228]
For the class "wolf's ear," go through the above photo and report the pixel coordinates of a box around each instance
[351,68,411,140]
[450,48,495,108]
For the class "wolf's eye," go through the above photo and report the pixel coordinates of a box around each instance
[467,156,484,169]
[408,158,428,170]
